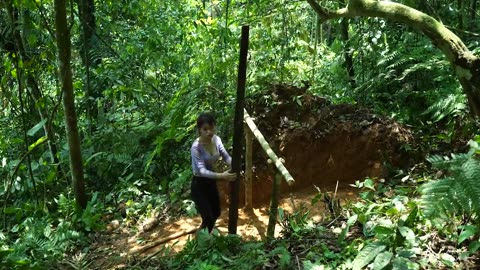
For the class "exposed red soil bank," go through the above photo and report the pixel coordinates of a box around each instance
[218,84,415,207]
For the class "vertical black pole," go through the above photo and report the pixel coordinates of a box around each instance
[228,25,249,234]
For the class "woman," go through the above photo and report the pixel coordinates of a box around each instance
[191,112,236,233]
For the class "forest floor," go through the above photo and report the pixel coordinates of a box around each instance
[86,185,358,269]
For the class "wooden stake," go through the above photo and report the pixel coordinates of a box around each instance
[228,25,250,234]
[244,124,253,210]
[267,173,282,240]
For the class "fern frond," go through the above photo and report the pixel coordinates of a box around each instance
[377,51,400,67]
[422,93,466,122]
[420,147,480,223]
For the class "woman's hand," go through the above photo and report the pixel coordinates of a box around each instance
[219,170,236,181]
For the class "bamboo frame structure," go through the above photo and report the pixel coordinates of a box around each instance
[243,109,295,185]
[243,108,295,240]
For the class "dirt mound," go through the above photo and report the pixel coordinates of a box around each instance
[218,83,416,207]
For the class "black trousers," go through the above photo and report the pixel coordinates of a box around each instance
[191,176,220,232]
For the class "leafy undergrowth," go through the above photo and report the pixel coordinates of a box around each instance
[0,182,184,269]
[4,142,479,270]
[130,148,480,269]
[0,193,105,269]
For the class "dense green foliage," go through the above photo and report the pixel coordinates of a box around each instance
[153,153,480,269]
[420,138,480,225]
[1,0,480,268]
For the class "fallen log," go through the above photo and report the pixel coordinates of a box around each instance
[131,227,197,254]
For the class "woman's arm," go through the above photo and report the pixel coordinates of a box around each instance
[216,136,232,167]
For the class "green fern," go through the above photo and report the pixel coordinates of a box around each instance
[420,140,480,224]
[422,93,466,122]
[377,51,401,67]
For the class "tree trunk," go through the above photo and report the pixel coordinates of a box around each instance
[340,17,356,89]
[306,0,480,117]
[78,0,99,121]
[458,0,464,31]
[472,0,478,21]
[78,0,101,122]
[78,0,97,66]
[55,0,88,209]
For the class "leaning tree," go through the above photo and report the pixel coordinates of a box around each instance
[306,0,480,117]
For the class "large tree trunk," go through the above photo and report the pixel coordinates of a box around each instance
[55,0,88,209]
[306,0,480,117]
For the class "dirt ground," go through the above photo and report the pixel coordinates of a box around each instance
[86,185,358,269]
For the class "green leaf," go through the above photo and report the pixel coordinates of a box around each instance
[295,97,302,106]
[392,257,409,270]
[358,213,368,224]
[340,215,358,242]
[397,249,416,258]
[303,260,330,270]
[0,248,14,259]
[13,259,29,266]
[347,215,358,226]
[404,206,418,228]
[458,225,478,244]
[3,207,19,214]
[11,68,17,79]
[27,119,47,137]
[221,255,234,263]
[364,178,375,190]
[398,227,415,245]
[398,226,416,245]
[84,152,105,166]
[468,241,480,253]
[352,242,386,270]
[311,192,323,205]
[373,251,393,270]
[278,207,284,220]
[386,207,399,216]
[440,253,455,267]
[374,226,395,236]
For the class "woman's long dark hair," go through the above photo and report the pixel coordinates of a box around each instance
[196,112,216,130]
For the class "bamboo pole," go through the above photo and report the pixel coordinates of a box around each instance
[244,123,253,210]
[267,173,282,240]
[243,109,295,185]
